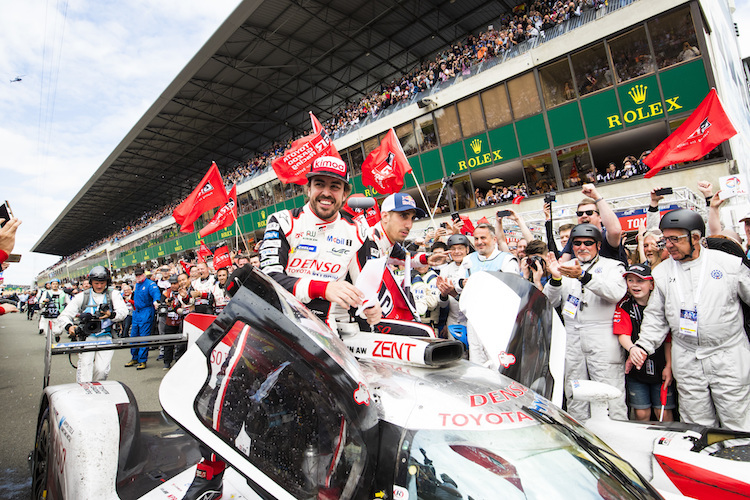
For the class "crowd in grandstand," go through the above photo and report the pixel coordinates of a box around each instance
[40,0,656,273]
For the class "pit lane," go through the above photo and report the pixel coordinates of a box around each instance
[0,312,166,499]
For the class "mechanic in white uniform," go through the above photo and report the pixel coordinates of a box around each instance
[629,209,750,431]
[544,223,627,421]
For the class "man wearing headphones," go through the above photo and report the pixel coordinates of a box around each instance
[57,266,128,382]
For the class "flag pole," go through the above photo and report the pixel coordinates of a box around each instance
[410,171,438,230]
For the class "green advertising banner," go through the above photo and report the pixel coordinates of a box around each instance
[580,89,622,137]
[547,101,585,147]
[515,114,549,156]
[442,142,466,174]
[462,133,493,171]
[616,74,662,128]
[486,123,520,163]
[658,59,710,115]
[420,149,444,183]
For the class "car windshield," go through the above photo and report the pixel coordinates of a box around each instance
[396,422,653,499]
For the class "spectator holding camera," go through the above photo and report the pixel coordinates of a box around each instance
[521,240,551,291]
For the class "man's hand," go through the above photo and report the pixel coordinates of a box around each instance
[662,365,673,387]
[68,325,77,336]
[650,187,665,206]
[558,259,582,279]
[709,191,726,209]
[324,281,366,310]
[362,303,382,325]
[543,202,551,221]
[506,208,519,222]
[436,276,456,297]
[190,290,201,298]
[696,181,713,198]
[1,304,19,314]
[0,218,21,257]
[427,253,448,267]
[546,252,562,280]
[628,345,647,369]
[581,184,600,200]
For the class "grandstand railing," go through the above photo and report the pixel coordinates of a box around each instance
[332,0,639,139]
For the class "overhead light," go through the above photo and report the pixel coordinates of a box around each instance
[487,178,504,184]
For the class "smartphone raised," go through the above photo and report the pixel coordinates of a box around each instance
[654,187,673,196]
[0,201,12,227]
[496,210,512,217]
[451,212,460,222]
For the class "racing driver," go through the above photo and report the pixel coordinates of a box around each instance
[183,155,382,500]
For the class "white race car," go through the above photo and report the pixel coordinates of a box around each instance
[29,270,750,499]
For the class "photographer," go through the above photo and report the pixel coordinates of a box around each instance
[521,240,551,291]
[38,279,69,337]
[57,266,128,383]
[159,276,190,370]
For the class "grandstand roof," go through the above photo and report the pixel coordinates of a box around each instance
[33,0,517,256]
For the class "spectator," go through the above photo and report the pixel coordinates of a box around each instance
[521,239,550,291]
[559,184,627,265]
[544,223,628,421]
[628,209,750,431]
[436,234,472,336]
[411,263,440,329]
[614,264,675,422]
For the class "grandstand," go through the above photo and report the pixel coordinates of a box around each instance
[33,0,750,284]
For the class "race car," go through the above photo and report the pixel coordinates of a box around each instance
[28,269,749,499]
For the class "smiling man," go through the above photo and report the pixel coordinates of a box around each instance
[628,209,750,431]
[544,223,627,421]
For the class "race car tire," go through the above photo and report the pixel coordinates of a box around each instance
[30,405,50,500]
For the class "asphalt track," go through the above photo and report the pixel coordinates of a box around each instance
[0,311,165,500]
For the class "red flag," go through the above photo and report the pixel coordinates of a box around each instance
[644,89,737,178]
[477,216,490,225]
[178,259,191,274]
[213,244,232,269]
[459,215,475,236]
[361,128,413,195]
[199,185,238,238]
[310,111,339,157]
[512,195,524,204]
[173,163,228,233]
[197,242,212,263]
[272,115,338,185]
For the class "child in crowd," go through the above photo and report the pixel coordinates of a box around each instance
[613,264,675,422]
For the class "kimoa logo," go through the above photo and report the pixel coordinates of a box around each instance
[607,84,683,129]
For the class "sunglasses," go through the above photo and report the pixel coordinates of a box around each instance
[576,210,600,217]
[662,234,689,244]
[572,240,597,247]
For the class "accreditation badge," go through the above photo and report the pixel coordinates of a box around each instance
[679,308,698,337]
[562,294,580,319]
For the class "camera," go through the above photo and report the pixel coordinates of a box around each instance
[41,301,60,318]
[157,304,170,316]
[75,312,102,339]
[544,192,557,204]
[528,255,545,272]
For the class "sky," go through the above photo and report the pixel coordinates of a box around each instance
[0,0,749,287]
[0,0,244,287]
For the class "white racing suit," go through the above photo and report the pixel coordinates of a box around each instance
[544,255,627,421]
[57,288,128,382]
[259,203,372,330]
[637,249,750,430]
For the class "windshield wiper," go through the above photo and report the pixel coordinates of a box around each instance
[524,407,658,500]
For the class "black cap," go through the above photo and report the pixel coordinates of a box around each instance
[134,267,144,276]
[623,263,652,280]
[168,275,179,284]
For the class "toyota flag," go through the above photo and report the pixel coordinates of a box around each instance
[173,162,228,233]
[361,128,413,195]
[644,89,737,178]
[199,185,238,238]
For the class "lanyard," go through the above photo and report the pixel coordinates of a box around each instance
[671,254,707,308]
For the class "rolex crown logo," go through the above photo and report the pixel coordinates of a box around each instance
[628,84,647,105]
[470,138,483,155]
